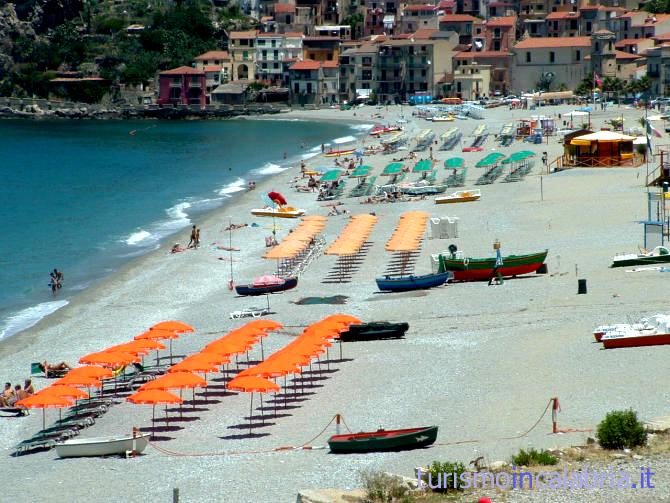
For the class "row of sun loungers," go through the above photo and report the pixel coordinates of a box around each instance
[349,176,377,198]
[445,167,467,187]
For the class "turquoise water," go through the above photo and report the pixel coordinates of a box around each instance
[0,118,365,339]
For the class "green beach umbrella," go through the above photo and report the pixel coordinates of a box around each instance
[475,152,505,168]
[382,162,404,176]
[444,157,465,169]
[412,159,434,173]
[320,169,343,183]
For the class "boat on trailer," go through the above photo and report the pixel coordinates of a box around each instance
[56,432,151,458]
[438,250,548,281]
[328,425,438,453]
[611,246,670,268]
[376,271,451,292]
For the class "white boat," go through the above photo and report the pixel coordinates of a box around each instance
[399,182,447,195]
[597,315,670,349]
[56,432,151,458]
[431,115,454,122]
[434,189,481,204]
[251,206,305,218]
[415,128,435,149]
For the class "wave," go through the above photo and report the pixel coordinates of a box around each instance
[254,162,288,175]
[125,230,152,246]
[332,135,356,144]
[218,177,247,196]
[0,300,69,340]
[350,124,375,131]
[166,201,191,223]
[302,152,320,160]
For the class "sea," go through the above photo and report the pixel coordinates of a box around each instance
[0,118,370,340]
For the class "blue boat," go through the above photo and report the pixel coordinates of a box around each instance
[375,272,452,292]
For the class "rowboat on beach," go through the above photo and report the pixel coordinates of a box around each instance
[324,148,356,158]
[328,426,438,453]
[370,126,402,136]
[339,322,409,341]
[376,271,451,292]
[235,277,298,296]
[598,315,670,349]
[56,432,151,458]
[438,249,548,281]
[251,206,305,218]
[610,246,670,268]
[434,189,481,204]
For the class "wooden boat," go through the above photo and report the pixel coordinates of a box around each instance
[434,189,481,204]
[235,277,297,296]
[376,271,451,292]
[370,126,402,136]
[438,249,548,281]
[339,322,409,341]
[324,148,356,158]
[328,425,438,453]
[611,246,670,268]
[600,315,670,349]
[250,206,305,218]
[56,432,151,458]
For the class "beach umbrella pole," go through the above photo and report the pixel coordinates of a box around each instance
[249,393,253,435]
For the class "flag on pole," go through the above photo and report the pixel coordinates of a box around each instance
[646,119,663,138]
[594,73,603,87]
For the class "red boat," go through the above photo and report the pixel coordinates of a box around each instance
[462,146,483,152]
[601,315,670,349]
[438,250,548,282]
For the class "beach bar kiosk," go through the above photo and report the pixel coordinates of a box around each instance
[566,130,637,167]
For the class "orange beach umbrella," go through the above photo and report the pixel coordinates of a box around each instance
[41,385,89,400]
[167,355,220,374]
[139,372,207,391]
[227,376,281,433]
[127,389,183,434]
[55,373,102,388]
[65,366,113,379]
[15,392,73,430]
[79,351,140,367]
[151,321,195,333]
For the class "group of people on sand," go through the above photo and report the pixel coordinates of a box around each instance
[171,225,201,254]
[1,379,35,407]
[49,268,64,294]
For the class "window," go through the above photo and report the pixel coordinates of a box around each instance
[274,63,279,69]
[549,51,555,63]
[307,82,312,93]
[262,50,267,59]
[526,51,531,63]
[586,21,592,32]
[575,49,581,61]
[243,51,249,60]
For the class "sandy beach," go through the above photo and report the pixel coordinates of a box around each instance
[2,103,668,502]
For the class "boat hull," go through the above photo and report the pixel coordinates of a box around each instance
[328,426,438,453]
[440,250,548,281]
[602,333,670,349]
[56,433,151,458]
[339,322,409,341]
[611,256,670,268]
[324,149,356,157]
[251,209,305,218]
[435,195,480,204]
[376,272,451,292]
[235,278,298,296]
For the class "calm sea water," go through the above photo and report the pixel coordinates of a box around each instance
[0,118,368,339]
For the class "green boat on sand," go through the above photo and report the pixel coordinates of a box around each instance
[328,426,438,453]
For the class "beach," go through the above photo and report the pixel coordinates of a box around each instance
[1,103,668,502]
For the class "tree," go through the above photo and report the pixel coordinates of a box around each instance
[536,74,552,92]
[342,13,364,39]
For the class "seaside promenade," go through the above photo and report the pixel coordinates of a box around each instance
[0,104,668,502]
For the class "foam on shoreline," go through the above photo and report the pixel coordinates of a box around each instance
[0,300,69,341]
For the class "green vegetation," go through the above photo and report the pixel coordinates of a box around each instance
[2,0,247,101]
[422,461,466,493]
[359,469,413,502]
[596,409,647,450]
[510,448,558,466]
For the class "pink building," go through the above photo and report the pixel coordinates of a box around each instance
[157,66,207,106]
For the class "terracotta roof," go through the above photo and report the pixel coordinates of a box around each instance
[593,29,614,34]
[485,16,516,27]
[654,32,670,41]
[514,36,591,48]
[229,30,258,39]
[454,50,512,58]
[437,0,456,7]
[615,38,647,47]
[322,60,339,68]
[439,14,477,23]
[615,49,642,60]
[404,4,436,12]
[274,3,295,13]
[204,65,223,72]
[302,36,340,41]
[289,59,321,70]
[160,66,205,75]
[257,33,284,38]
[413,28,438,39]
[260,16,274,22]
[546,11,580,20]
[284,31,305,38]
[195,51,230,61]
[642,14,670,26]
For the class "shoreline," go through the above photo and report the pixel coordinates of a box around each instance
[0,112,371,346]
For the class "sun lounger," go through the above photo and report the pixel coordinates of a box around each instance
[0,407,28,416]
[14,438,57,454]
[229,307,271,319]
[31,362,68,378]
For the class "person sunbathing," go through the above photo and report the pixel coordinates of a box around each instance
[171,243,186,254]
[39,361,72,377]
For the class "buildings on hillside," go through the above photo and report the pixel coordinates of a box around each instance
[154,2,670,106]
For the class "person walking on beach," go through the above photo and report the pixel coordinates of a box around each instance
[321,143,325,153]
[188,225,197,248]
[195,228,201,248]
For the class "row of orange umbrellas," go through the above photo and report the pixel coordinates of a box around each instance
[126,320,284,432]
[385,211,429,253]
[15,320,195,431]
[224,315,361,433]
[263,216,327,260]
[325,214,378,257]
